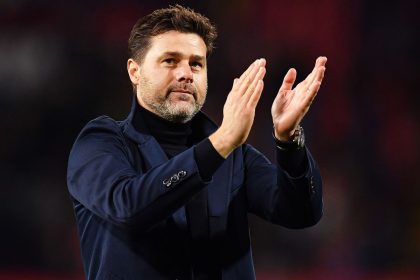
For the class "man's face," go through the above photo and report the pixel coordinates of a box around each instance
[134,31,208,123]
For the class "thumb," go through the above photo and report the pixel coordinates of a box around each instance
[279,68,297,92]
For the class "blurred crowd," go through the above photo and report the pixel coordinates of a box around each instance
[0,0,418,279]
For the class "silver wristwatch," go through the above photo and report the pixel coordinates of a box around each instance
[274,125,305,150]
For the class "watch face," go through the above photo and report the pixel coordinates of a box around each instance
[273,125,305,150]
[293,125,305,148]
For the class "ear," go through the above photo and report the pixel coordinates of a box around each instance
[127,58,140,87]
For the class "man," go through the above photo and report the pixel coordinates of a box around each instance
[67,4,326,280]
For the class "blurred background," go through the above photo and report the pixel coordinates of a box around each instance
[0,0,418,279]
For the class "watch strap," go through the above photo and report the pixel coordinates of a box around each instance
[273,125,305,151]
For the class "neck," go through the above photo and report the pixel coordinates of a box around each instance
[133,101,192,147]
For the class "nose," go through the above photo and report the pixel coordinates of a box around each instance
[174,61,193,83]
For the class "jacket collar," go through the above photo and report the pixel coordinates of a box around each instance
[122,94,218,145]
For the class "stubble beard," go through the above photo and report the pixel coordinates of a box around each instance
[138,75,206,123]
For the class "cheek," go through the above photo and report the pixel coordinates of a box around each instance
[149,76,171,94]
[147,67,172,88]
[195,75,208,95]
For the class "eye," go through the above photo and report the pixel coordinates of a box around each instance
[163,58,176,65]
[190,61,203,70]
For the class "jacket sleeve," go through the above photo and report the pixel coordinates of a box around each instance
[243,144,323,229]
[67,117,209,230]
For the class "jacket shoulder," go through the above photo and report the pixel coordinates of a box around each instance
[73,115,129,144]
[69,115,130,159]
[82,115,124,133]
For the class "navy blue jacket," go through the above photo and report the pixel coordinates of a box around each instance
[67,100,323,279]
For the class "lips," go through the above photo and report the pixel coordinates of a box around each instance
[171,89,192,94]
[169,88,196,100]
[167,83,197,100]
[170,91,195,102]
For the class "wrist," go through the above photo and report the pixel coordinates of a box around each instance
[273,125,305,150]
[273,128,295,142]
[209,129,236,159]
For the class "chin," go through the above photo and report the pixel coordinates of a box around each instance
[166,103,198,123]
[172,108,195,119]
[169,99,194,111]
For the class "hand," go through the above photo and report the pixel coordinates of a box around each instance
[272,56,327,141]
[209,58,266,158]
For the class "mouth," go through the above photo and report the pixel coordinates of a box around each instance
[171,88,192,94]
[169,89,196,100]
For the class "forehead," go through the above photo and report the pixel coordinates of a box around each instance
[147,31,207,58]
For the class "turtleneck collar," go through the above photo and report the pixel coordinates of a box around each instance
[132,101,193,149]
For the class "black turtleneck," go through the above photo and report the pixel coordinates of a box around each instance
[132,102,225,181]
[135,103,192,158]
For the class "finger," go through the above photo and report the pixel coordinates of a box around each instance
[232,78,239,88]
[310,66,326,88]
[248,80,264,108]
[233,63,255,93]
[258,58,266,68]
[241,58,265,82]
[238,60,265,94]
[315,65,326,82]
[311,57,327,75]
[317,56,328,67]
[305,65,326,92]
[304,81,321,106]
[279,68,297,92]
[303,56,328,90]
[293,65,323,102]
[233,61,257,92]
[304,66,326,103]
[244,66,266,101]
[238,59,259,83]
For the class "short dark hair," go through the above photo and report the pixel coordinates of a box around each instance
[128,4,217,64]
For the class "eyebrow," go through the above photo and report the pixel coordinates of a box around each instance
[159,52,206,63]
